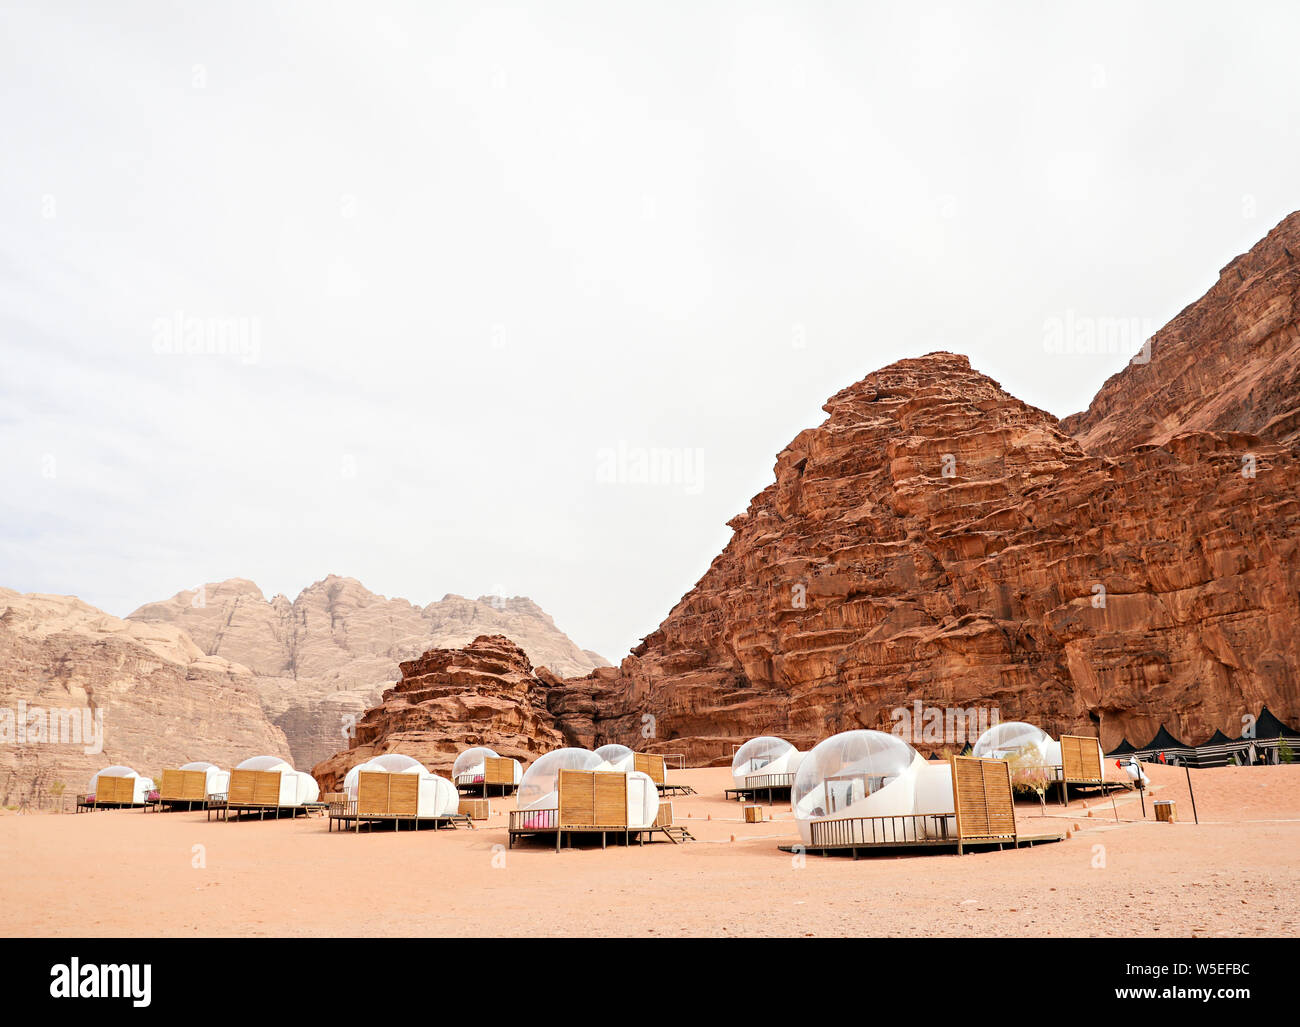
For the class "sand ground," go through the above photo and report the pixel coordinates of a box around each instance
[1,763,1296,937]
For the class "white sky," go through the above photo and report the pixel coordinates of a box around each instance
[2,1,1297,663]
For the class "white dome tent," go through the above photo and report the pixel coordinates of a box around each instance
[517,747,603,811]
[156,761,229,809]
[221,755,320,820]
[727,735,803,801]
[594,744,635,771]
[792,730,955,846]
[509,747,671,850]
[972,721,1109,803]
[452,745,522,796]
[85,765,155,807]
[332,753,461,831]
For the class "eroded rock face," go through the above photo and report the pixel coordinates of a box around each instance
[1062,211,1300,453]
[0,589,290,807]
[567,214,1300,763]
[128,576,605,770]
[312,635,565,791]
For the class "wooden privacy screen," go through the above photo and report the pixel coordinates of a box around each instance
[228,770,282,806]
[356,771,419,817]
[950,756,1017,843]
[484,757,515,787]
[96,775,135,804]
[159,769,207,802]
[1060,735,1104,784]
[633,752,666,785]
[558,769,628,828]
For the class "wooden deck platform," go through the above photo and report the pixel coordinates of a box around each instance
[327,800,474,833]
[778,831,1066,858]
[724,773,794,803]
[207,799,328,822]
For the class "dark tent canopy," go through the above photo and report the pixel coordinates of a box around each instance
[1141,724,1190,752]
[1242,706,1300,742]
[1201,729,1236,747]
[1106,738,1136,757]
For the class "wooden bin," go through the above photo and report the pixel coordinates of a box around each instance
[459,798,489,821]
[1154,800,1177,823]
[744,805,763,823]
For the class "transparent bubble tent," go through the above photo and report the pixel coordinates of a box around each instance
[452,745,522,786]
[972,721,1081,786]
[87,765,155,804]
[513,746,661,831]
[234,755,320,805]
[731,736,802,785]
[516,747,603,810]
[791,730,956,844]
[344,753,459,818]
[594,743,635,771]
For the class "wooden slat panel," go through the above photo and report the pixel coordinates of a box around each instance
[357,771,390,816]
[484,757,514,786]
[228,769,256,804]
[594,771,628,827]
[252,771,282,805]
[389,774,419,817]
[458,798,488,820]
[159,769,183,801]
[558,769,596,827]
[160,769,208,801]
[951,756,1017,843]
[633,752,666,784]
[99,775,134,804]
[1061,735,1103,784]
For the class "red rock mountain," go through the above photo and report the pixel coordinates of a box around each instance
[127,576,606,770]
[313,635,564,791]
[560,212,1300,763]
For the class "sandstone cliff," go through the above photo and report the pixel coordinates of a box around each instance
[1062,211,1300,453]
[564,213,1300,763]
[312,634,564,791]
[128,575,605,769]
[0,588,290,807]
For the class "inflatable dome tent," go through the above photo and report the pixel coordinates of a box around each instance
[343,753,459,818]
[730,736,803,798]
[233,755,320,806]
[594,744,635,772]
[87,765,155,806]
[452,745,522,795]
[973,720,1106,797]
[156,761,229,807]
[791,730,956,845]
[514,746,661,834]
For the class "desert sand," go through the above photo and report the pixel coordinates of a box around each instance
[2,763,1296,938]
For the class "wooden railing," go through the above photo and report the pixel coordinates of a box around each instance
[739,773,794,790]
[509,808,558,832]
[808,813,956,848]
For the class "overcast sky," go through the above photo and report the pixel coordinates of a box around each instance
[1,1,1297,663]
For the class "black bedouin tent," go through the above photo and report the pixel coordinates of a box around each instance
[1131,724,1197,765]
[1105,738,1136,758]
[1235,706,1300,764]
[1192,729,1248,768]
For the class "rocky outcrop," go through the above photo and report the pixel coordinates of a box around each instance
[128,576,604,770]
[1062,211,1300,453]
[312,635,565,791]
[0,588,290,807]
[567,214,1300,763]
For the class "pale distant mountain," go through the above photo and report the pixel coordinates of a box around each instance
[127,575,608,768]
[0,587,289,808]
